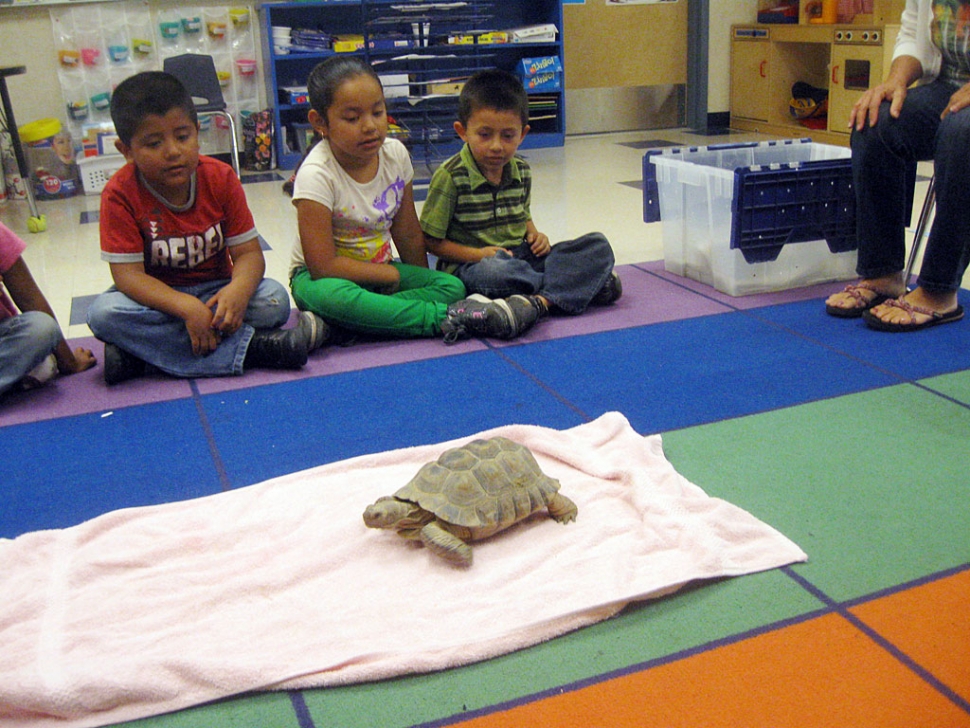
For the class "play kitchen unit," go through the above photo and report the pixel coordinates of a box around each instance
[731,0,906,146]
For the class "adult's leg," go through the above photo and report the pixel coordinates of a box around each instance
[827,81,952,315]
[916,107,970,293]
[851,81,951,279]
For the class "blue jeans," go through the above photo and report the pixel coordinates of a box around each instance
[452,232,615,314]
[0,311,60,397]
[87,278,291,378]
[851,79,970,293]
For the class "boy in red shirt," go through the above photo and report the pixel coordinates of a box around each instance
[87,72,325,384]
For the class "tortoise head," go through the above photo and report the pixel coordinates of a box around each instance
[363,496,427,530]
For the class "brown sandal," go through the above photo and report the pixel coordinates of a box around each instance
[825,282,893,319]
[862,298,965,332]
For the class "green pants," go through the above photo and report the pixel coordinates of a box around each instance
[290,263,466,339]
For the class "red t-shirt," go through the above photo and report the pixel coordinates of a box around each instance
[99,156,258,288]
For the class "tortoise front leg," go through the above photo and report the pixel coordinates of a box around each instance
[420,521,473,567]
[546,493,578,524]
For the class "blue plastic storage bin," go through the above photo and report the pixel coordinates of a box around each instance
[643,138,858,296]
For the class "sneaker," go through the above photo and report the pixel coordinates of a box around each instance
[103,343,147,385]
[20,353,58,390]
[440,295,539,343]
[527,295,550,319]
[591,271,623,306]
[468,293,543,332]
[244,327,308,370]
[296,310,330,353]
[498,294,541,335]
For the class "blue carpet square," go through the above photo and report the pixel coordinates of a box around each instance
[1,400,223,538]
[199,351,587,487]
[501,311,901,435]
[752,293,970,382]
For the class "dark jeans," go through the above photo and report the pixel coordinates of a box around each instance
[453,232,615,315]
[851,79,970,293]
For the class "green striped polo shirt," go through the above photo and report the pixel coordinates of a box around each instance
[420,143,532,252]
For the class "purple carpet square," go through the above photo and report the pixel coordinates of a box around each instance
[193,318,488,396]
[490,263,734,346]
[0,338,193,428]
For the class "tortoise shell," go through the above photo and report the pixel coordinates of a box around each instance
[394,437,562,535]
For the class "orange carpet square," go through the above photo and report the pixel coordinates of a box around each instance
[850,569,970,704]
[451,614,970,728]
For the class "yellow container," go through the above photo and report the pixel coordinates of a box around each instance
[18,118,62,145]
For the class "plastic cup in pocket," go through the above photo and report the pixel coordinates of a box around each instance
[159,21,180,38]
[81,48,101,66]
[133,38,153,55]
[91,92,111,111]
[182,17,202,33]
[217,71,231,87]
[207,22,227,38]
[108,45,129,62]
[58,50,80,67]
[235,58,257,76]
[67,101,89,121]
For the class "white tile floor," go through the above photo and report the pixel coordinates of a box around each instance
[0,128,951,341]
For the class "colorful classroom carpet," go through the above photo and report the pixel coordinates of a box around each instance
[2,261,969,727]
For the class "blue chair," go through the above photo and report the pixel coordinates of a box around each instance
[162,53,241,177]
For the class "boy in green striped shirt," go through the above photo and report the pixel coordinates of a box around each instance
[420,69,620,322]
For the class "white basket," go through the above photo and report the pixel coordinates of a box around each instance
[77,155,127,195]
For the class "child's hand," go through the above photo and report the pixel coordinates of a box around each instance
[481,247,510,259]
[526,231,551,257]
[206,284,250,337]
[184,300,220,356]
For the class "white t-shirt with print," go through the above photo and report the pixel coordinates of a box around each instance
[290,137,413,277]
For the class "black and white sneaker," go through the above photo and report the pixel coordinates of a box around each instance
[440,294,539,343]
[495,295,541,336]
[297,310,330,353]
[591,271,623,306]
[103,343,147,385]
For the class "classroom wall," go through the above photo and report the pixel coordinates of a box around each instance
[0,0,265,141]
[0,6,65,129]
[562,0,689,134]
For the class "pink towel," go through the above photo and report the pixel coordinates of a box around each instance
[0,412,806,728]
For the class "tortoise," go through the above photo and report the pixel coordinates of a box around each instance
[362,437,577,567]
